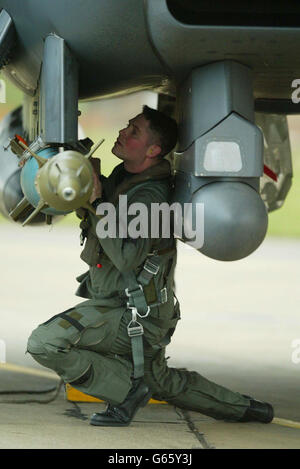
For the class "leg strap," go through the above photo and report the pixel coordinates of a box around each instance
[127,314,145,380]
[123,247,176,380]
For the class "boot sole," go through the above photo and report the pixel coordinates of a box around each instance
[90,419,130,427]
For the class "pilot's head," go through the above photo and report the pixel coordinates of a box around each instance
[112,105,177,170]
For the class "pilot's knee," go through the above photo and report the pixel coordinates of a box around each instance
[27,326,47,356]
[27,325,62,358]
[27,323,71,359]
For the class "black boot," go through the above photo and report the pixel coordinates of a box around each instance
[90,379,152,427]
[239,396,274,423]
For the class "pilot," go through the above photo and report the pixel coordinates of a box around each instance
[27,105,273,426]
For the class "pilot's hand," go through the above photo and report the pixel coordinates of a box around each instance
[89,157,102,204]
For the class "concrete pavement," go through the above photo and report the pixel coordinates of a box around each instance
[1,222,300,448]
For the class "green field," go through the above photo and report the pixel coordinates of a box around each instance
[0,76,299,238]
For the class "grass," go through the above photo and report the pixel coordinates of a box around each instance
[266,146,300,238]
[267,169,300,238]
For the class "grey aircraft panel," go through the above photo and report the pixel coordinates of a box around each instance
[0,0,300,102]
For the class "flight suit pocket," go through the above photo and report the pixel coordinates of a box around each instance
[38,302,126,354]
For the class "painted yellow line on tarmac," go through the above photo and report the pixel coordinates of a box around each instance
[0,362,59,380]
[272,417,300,430]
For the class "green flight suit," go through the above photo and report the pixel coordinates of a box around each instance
[27,158,250,421]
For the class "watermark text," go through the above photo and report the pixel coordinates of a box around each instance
[291,79,300,104]
[95,196,204,249]
[291,339,300,364]
[0,339,6,363]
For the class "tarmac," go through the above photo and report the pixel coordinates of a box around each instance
[1,364,300,450]
[1,223,300,450]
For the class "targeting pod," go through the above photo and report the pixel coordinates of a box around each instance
[174,61,268,261]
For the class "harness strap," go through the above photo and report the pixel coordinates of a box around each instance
[123,246,176,380]
[42,308,85,333]
[124,270,150,379]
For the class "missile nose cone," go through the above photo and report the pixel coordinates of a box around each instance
[37,150,93,211]
[62,187,77,201]
[57,173,81,203]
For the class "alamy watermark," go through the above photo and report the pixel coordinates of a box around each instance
[291,339,300,365]
[95,195,204,249]
[291,79,300,104]
[0,339,6,363]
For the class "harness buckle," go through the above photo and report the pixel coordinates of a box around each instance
[127,303,150,319]
[125,284,150,318]
[127,319,144,337]
[147,250,158,257]
[125,284,143,297]
[160,287,168,304]
[143,259,160,276]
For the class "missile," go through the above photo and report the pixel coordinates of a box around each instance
[9,139,104,225]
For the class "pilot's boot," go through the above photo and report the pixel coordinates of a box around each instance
[239,396,274,423]
[90,378,152,427]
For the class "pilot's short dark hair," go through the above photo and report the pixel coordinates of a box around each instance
[142,105,178,157]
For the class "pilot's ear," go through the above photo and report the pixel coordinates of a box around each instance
[146,144,161,158]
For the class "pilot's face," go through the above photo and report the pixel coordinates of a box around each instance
[112,114,153,164]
